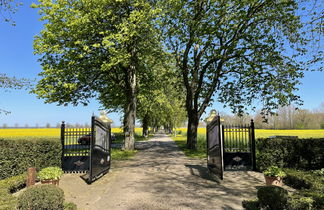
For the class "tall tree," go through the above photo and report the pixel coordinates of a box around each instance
[32,0,161,150]
[161,0,313,149]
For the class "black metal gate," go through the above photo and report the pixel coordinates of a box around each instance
[206,116,223,180]
[206,116,256,180]
[87,116,111,183]
[61,116,111,184]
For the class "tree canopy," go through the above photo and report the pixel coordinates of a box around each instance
[32,0,163,150]
[160,0,316,149]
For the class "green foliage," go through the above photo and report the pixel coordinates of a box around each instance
[38,167,63,181]
[312,168,324,176]
[288,194,314,210]
[264,166,286,178]
[242,199,260,210]
[0,138,61,180]
[63,202,77,210]
[283,168,324,209]
[32,0,166,150]
[256,138,324,171]
[257,186,289,210]
[17,185,64,210]
[0,174,26,209]
[160,0,313,149]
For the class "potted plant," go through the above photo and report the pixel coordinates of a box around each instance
[38,167,64,186]
[263,166,286,186]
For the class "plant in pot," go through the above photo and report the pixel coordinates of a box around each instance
[38,167,64,186]
[263,166,286,186]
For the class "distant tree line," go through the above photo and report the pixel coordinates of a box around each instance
[221,103,324,129]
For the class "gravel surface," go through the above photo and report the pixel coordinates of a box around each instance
[60,134,265,210]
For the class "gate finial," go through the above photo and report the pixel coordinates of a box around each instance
[205,109,217,124]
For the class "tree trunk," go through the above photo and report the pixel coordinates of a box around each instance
[123,62,136,150]
[186,109,199,150]
[142,114,149,137]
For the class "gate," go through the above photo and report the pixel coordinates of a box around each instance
[87,116,111,183]
[206,115,256,180]
[207,115,223,180]
[61,116,111,184]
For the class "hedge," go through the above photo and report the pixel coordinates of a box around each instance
[256,138,324,171]
[0,174,26,209]
[0,139,61,180]
[284,168,324,209]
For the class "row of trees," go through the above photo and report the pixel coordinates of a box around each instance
[2,0,322,150]
[31,0,322,150]
[222,104,324,129]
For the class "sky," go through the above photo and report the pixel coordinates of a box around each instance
[0,1,323,127]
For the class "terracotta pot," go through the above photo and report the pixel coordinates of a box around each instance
[264,175,283,186]
[40,179,60,186]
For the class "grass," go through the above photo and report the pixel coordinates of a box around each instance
[111,148,138,160]
[172,134,206,159]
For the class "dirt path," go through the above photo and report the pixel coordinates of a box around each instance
[60,134,265,210]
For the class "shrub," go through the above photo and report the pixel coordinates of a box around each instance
[242,199,260,210]
[0,174,26,209]
[288,194,314,210]
[257,186,288,210]
[0,138,61,180]
[283,169,313,189]
[284,168,324,209]
[17,185,64,210]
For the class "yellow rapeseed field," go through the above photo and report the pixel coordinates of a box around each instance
[0,127,142,138]
[1,127,322,139]
[177,127,324,138]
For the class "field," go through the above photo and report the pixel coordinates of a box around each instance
[1,127,324,139]
[0,127,142,138]
[177,127,324,138]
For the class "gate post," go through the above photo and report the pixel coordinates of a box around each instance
[60,121,65,170]
[250,120,256,171]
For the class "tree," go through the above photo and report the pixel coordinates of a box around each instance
[0,0,22,24]
[161,0,313,149]
[136,57,186,136]
[0,73,29,114]
[32,0,162,150]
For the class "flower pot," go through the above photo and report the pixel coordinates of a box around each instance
[264,175,283,186]
[40,179,60,186]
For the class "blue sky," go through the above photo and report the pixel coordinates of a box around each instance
[0,1,323,127]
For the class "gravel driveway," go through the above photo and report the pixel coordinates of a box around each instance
[60,134,265,210]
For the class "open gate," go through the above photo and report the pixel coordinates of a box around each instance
[207,115,256,180]
[61,116,111,184]
[207,116,223,180]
